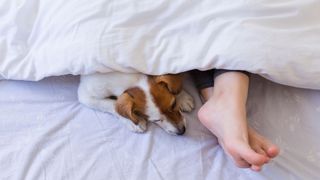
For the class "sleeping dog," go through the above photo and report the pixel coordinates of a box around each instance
[78,72,194,135]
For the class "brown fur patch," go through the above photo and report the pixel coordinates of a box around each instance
[148,75,183,125]
[150,74,183,94]
[115,87,148,125]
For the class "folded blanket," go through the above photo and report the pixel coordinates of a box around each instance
[1,0,320,89]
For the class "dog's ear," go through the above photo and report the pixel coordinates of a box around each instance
[152,74,183,94]
[115,88,148,124]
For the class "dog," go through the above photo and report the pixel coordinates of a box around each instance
[78,72,194,135]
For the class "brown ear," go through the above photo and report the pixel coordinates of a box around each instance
[115,89,148,125]
[152,74,183,94]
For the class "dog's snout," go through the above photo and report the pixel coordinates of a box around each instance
[176,126,186,135]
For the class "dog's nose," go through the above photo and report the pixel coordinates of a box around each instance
[176,126,186,135]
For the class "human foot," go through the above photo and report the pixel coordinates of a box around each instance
[198,96,274,171]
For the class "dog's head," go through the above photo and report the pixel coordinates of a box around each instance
[115,74,186,135]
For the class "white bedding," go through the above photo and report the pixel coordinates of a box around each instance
[1,0,320,89]
[0,75,319,180]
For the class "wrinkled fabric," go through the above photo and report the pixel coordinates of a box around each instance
[0,75,319,180]
[1,0,320,89]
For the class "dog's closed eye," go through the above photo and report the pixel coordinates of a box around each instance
[170,99,177,112]
[133,110,149,121]
[115,87,147,124]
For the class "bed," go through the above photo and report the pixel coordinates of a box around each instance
[1,0,320,179]
[0,74,319,180]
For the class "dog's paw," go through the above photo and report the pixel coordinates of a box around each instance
[176,90,195,112]
[118,116,147,133]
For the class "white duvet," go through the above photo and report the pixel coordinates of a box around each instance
[1,0,320,89]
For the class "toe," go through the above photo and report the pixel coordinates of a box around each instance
[266,146,280,158]
[225,141,268,167]
[260,141,280,158]
[252,144,267,156]
[238,144,268,166]
[249,127,280,159]
[234,158,251,168]
[251,165,262,172]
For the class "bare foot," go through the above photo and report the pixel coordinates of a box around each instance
[198,95,279,171]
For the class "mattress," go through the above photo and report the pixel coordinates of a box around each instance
[0,75,319,180]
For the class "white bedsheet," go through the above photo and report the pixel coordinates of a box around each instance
[0,75,319,180]
[1,0,320,89]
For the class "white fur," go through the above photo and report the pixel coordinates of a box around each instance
[78,72,194,134]
[78,72,151,133]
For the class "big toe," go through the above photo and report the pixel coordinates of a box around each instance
[266,146,280,158]
[260,139,280,158]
